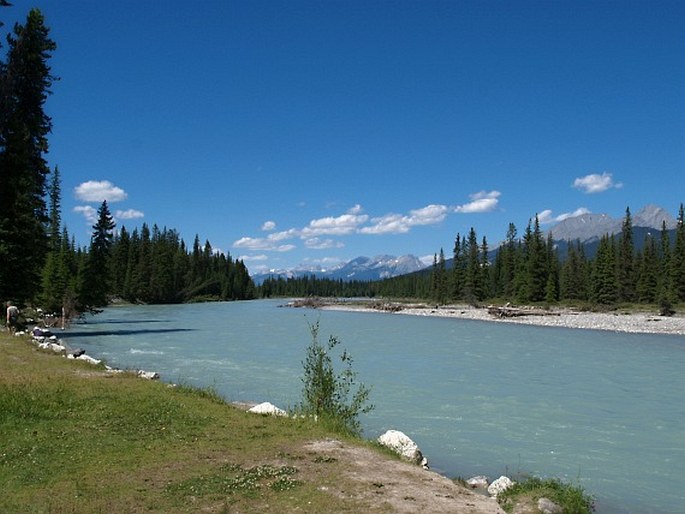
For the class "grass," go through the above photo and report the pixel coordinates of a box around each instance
[0,331,367,513]
[497,476,594,514]
[1,330,597,513]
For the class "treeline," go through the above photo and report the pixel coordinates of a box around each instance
[426,206,685,309]
[258,206,685,310]
[0,8,255,316]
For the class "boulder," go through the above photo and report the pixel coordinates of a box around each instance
[487,475,514,497]
[248,401,287,416]
[38,341,66,353]
[76,354,101,365]
[137,370,160,380]
[538,497,563,514]
[466,475,489,489]
[377,429,428,468]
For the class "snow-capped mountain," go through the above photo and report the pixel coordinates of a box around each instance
[251,254,428,285]
[547,205,677,244]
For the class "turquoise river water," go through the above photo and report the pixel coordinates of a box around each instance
[61,300,685,513]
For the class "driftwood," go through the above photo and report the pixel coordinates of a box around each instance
[487,305,559,318]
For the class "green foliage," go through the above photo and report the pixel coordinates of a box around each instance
[297,320,373,436]
[0,8,56,303]
[497,476,594,514]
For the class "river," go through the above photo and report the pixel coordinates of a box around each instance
[61,299,685,513]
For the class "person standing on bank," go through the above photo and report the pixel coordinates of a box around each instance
[6,302,19,334]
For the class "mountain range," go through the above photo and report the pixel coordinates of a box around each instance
[547,204,677,244]
[251,254,428,285]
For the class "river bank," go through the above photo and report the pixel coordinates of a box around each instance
[314,300,685,336]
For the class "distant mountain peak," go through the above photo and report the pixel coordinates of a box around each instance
[548,204,677,243]
[251,254,428,284]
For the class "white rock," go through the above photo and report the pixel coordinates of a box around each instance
[76,354,101,365]
[248,401,287,416]
[38,341,65,353]
[377,429,427,467]
[137,370,160,380]
[487,475,514,497]
[538,497,563,514]
[466,475,489,489]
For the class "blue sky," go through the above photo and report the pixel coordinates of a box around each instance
[4,1,684,274]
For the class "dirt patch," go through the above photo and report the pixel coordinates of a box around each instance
[297,439,505,513]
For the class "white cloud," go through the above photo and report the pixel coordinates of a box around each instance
[73,205,98,225]
[455,190,501,213]
[360,213,410,235]
[407,204,449,225]
[269,229,299,241]
[74,180,128,202]
[301,211,369,237]
[115,208,145,220]
[573,172,622,194]
[538,207,591,225]
[232,236,296,252]
[360,204,450,235]
[304,238,345,250]
[261,220,276,231]
[240,254,268,262]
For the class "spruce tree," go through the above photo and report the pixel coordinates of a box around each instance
[39,165,64,311]
[451,233,465,300]
[0,9,56,302]
[463,227,481,303]
[672,203,685,301]
[522,216,547,302]
[79,201,115,308]
[636,234,658,304]
[617,207,635,302]
[592,235,618,305]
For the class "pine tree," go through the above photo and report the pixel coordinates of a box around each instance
[79,201,115,308]
[435,248,447,304]
[0,9,57,302]
[463,227,481,303]
[636,234,658,304]
[672,203,685,301]
[498,223,517,299]
[451,234,465,300]
[617,207,635,302]
[522,216,547,302]
[39,166,64,311]
[592,235,617,305]
[544,232,559,303]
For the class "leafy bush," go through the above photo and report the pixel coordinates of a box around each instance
[296,320,373,436]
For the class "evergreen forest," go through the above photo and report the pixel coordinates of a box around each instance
[0,8,255,319]
[260,206,685,312]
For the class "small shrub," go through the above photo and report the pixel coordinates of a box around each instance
[497,476,594,514]
[296,320,373,436]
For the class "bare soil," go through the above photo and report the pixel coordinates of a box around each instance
[294,438,505,513]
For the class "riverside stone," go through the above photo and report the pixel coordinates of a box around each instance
[248,401,287,416]
[538,497,563,514]
[466,475,489,489]
[137,370,160,380]
[487,476,514,497]
[377,429,429,468]
[76,354,101,365]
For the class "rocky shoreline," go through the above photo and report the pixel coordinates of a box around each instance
[312,300,685,336]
